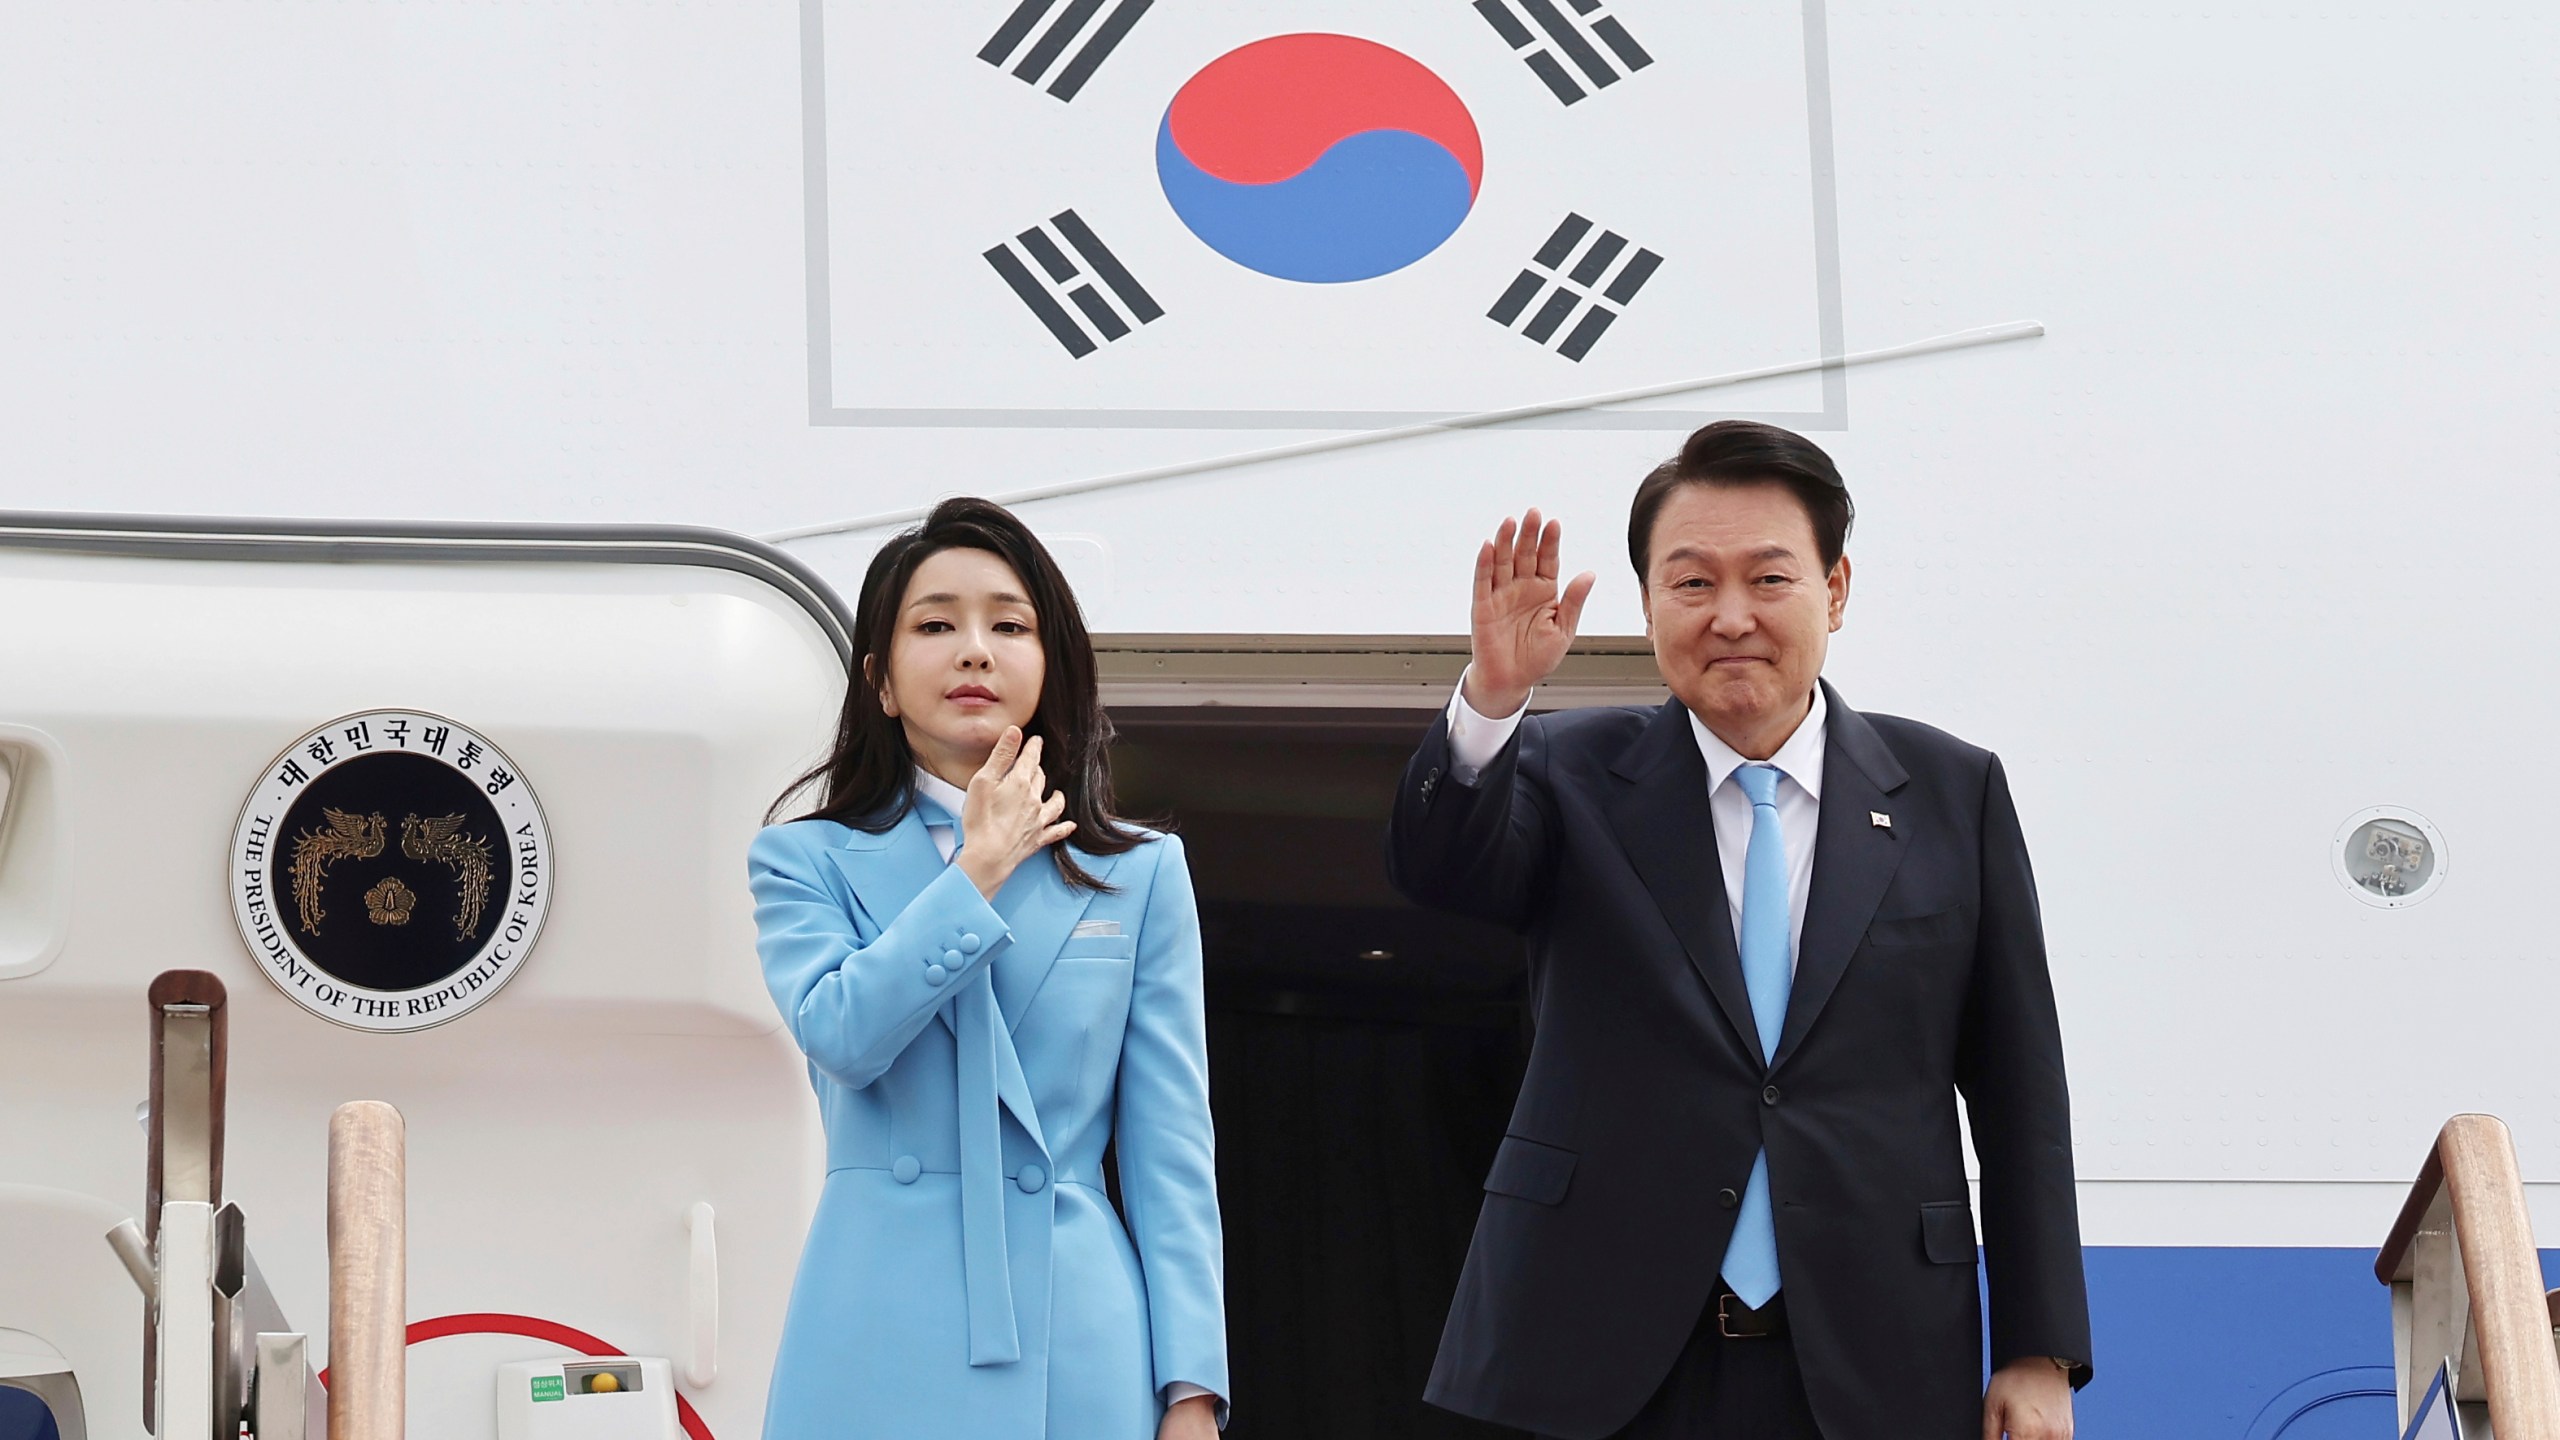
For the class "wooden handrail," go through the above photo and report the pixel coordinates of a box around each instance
[2376,1114,2560,1437]
[328,1101,407,1440]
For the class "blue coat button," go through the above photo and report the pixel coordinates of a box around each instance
[1016,1164,1047,1194]
[925,964,949,986]
[944,948,965,966]
[892,1156,920,1184]
[959,932,983,954]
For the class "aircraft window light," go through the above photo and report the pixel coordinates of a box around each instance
[2333,807,2448,908]
[562,1362,643,1394]
[498,1356,676,1436]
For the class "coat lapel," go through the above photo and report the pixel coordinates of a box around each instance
[827,810,965,1036]
[827,812,1124,1037]
[827,809,947,938]
[989,845,1119,1032]
[1771,683,1909,1069]
[1606,700,1763,1065]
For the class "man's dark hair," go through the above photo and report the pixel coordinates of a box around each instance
[1626,420,1854,577]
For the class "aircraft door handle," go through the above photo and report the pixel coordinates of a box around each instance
[685,1201,718,1389]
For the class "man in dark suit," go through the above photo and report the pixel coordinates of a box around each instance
[1387,422,2090,1440]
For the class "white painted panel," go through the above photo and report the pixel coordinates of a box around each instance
[0,552,840,1032]
[0,547,842,1440]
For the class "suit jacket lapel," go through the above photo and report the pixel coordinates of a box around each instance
[989,845,1118,1032]
[829,811,1124,1034]
[828,810,967,1036]
[1772,683,1910,1069]
[829,809,947,938]
[1607,699,1763,1064]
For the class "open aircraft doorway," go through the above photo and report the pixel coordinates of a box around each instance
[1101,637,1663,1440]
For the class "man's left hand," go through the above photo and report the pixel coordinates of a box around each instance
[1982,1357,2072,1440]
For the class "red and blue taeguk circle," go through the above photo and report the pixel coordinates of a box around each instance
[1156,35,1483,284]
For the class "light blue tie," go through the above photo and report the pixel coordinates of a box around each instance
[1720,762,1790,1307]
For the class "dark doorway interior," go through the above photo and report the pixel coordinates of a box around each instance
[1113,711,1531,1440]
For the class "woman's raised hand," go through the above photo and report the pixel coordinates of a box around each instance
[956,727,1076,899]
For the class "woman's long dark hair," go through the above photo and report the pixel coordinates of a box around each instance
[769,497,1146,890]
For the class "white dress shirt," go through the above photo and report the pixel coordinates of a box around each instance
[1444,675,1827,969]
[909,768,1222,1413]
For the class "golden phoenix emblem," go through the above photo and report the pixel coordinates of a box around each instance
[288,808,386,936]
[402,813,494,939]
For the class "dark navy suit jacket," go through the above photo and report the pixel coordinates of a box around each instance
[1387,682,2091,1440]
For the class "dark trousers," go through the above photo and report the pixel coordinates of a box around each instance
[1548,1291,1822,1440]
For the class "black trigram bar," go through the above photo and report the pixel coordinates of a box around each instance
[980,0,1154,102]
[1488,214,1662,362]
[985,209,1162,358]
[1472,0,1653,106]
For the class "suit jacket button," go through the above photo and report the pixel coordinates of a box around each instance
[892,1156,921,1184]
[926,964,949,986]
[1717,1187,1740,1209]
[1017,1164,1047,1194]
[944,948,965,966]
[1762,1085,1781,1106]
[959,932,983,954]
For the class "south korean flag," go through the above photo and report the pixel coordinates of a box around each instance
[810,0,1839,425]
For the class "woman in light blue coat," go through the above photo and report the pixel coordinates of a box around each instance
[752,498,1226,1440]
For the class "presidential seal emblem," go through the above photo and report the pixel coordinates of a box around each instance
[229,710,552,1031]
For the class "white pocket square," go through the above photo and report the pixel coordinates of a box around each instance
[1071,919,1123,938]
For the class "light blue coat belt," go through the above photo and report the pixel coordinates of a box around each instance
[921,789,1070,1365]
[952,894,1040,1363]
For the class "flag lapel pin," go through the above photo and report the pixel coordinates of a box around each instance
[1870,812,1892,830]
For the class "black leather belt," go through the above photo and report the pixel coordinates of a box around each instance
[1714,1289,1787,1339]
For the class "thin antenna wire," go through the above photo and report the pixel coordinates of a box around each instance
[763,320,2043,544]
